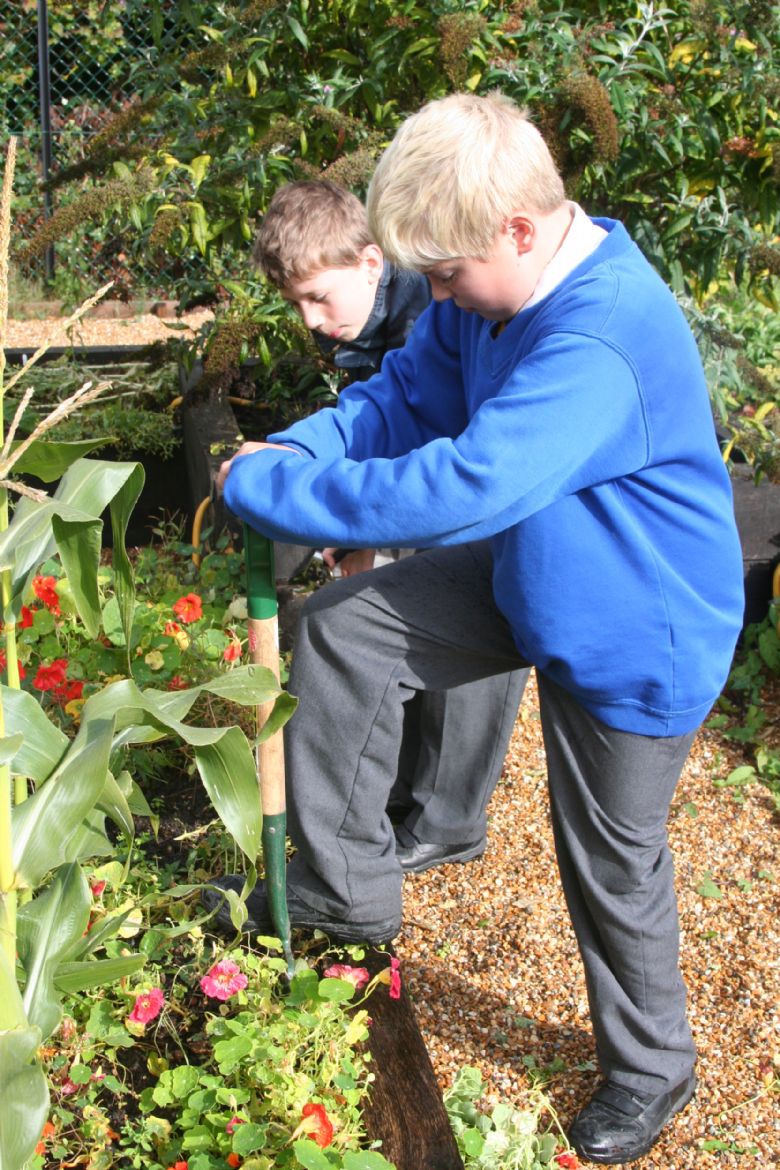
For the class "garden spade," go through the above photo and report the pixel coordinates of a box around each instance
[244,525,295,977]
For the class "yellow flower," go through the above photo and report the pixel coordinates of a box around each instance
[144,650,165,671]
[64,698,85,722]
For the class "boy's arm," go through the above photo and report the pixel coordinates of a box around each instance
[263,302,466,462]
[223,306,649,549]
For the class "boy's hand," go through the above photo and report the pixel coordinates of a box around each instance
[323,548,377,577]
[216,441,298,493]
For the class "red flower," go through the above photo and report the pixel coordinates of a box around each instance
[167,675,189,691]
[1,651,27,680]
[323,963,370,990]
[226,1155,241,1168]
[90,880,107,900]
[389,956,401,1000]
[200,959,248,1001]
[167,1163,188,1170]
[172,593,203,623]
[53,677,84,704]
[555,1154,581,1169]
[301,1102,333,1148]
[128,987,164,1024]
[20,605,36,628]
[223,637,242,662]
[164,620,183,636]
[33,658,68,692]
[32,575,61,614]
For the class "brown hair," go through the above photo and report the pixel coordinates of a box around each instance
[252,180,374,287]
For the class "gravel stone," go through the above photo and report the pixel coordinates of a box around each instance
[396,673,780,1169]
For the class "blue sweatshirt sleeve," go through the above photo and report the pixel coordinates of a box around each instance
[223,300,648,547]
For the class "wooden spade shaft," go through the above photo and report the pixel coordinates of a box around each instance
[244,527,293,974]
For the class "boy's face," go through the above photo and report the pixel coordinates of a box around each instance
[423,218,540,322]
[280,246,383,342]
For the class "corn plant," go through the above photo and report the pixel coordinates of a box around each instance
[0,140,295,1170]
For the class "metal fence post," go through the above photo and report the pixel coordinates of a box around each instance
[36,0,55,281]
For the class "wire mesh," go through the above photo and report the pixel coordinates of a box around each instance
[0,0,209,302]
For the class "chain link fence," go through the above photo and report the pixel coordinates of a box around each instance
[0,0,208,302]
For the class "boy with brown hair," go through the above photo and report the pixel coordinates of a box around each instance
[214,95,744,1163]
[242,179,529,867]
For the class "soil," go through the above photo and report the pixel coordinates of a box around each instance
[10,311,779,1168]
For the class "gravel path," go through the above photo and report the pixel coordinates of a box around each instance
[397,672,779,1168]
[4,306,213,351]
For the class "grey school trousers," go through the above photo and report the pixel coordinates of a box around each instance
[283,541,697,1090]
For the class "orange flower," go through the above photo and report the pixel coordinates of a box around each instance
[34,1121,56,1156]
[172,593,203,623]
[226,1155,241,1168]
[555,1154,581,1169]
[300,1102,333,1148]
[32,575,61,614]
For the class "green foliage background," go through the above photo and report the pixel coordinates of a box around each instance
[4,0,780,461]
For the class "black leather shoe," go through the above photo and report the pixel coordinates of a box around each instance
[568,1073,696,1164]
[394,825,486,874]
[201,875,400,944]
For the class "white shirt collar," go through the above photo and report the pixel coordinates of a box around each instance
[526,202,607,309]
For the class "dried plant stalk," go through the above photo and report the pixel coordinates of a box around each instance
[0,479,48,502]
[0,378,112,480]
[1,386,34,461]
[2,280,115,397]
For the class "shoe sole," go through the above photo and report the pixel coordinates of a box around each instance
[201,882,400,945]
[572,1076,697,1165]
[399,841,486,875]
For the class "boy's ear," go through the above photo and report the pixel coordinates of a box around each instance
[505,214,535,256]
[359,243,384,282]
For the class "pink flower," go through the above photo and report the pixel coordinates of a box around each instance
[128,987,164,1024]
[226,1116,245,1135]
[59,1078,78,1097]
[389,956,401,1000]
[200,958,248,1001]
[323,963,370,990]
[90,879,106,899]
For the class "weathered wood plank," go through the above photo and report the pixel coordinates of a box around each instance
[360,946,464,1170]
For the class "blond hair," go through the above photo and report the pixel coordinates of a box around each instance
[367,92,566,269]
[252,180,374,287]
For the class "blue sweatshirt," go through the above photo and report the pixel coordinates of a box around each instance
[225,219,744,736]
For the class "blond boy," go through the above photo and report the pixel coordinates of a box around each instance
[216,100,743,1163]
